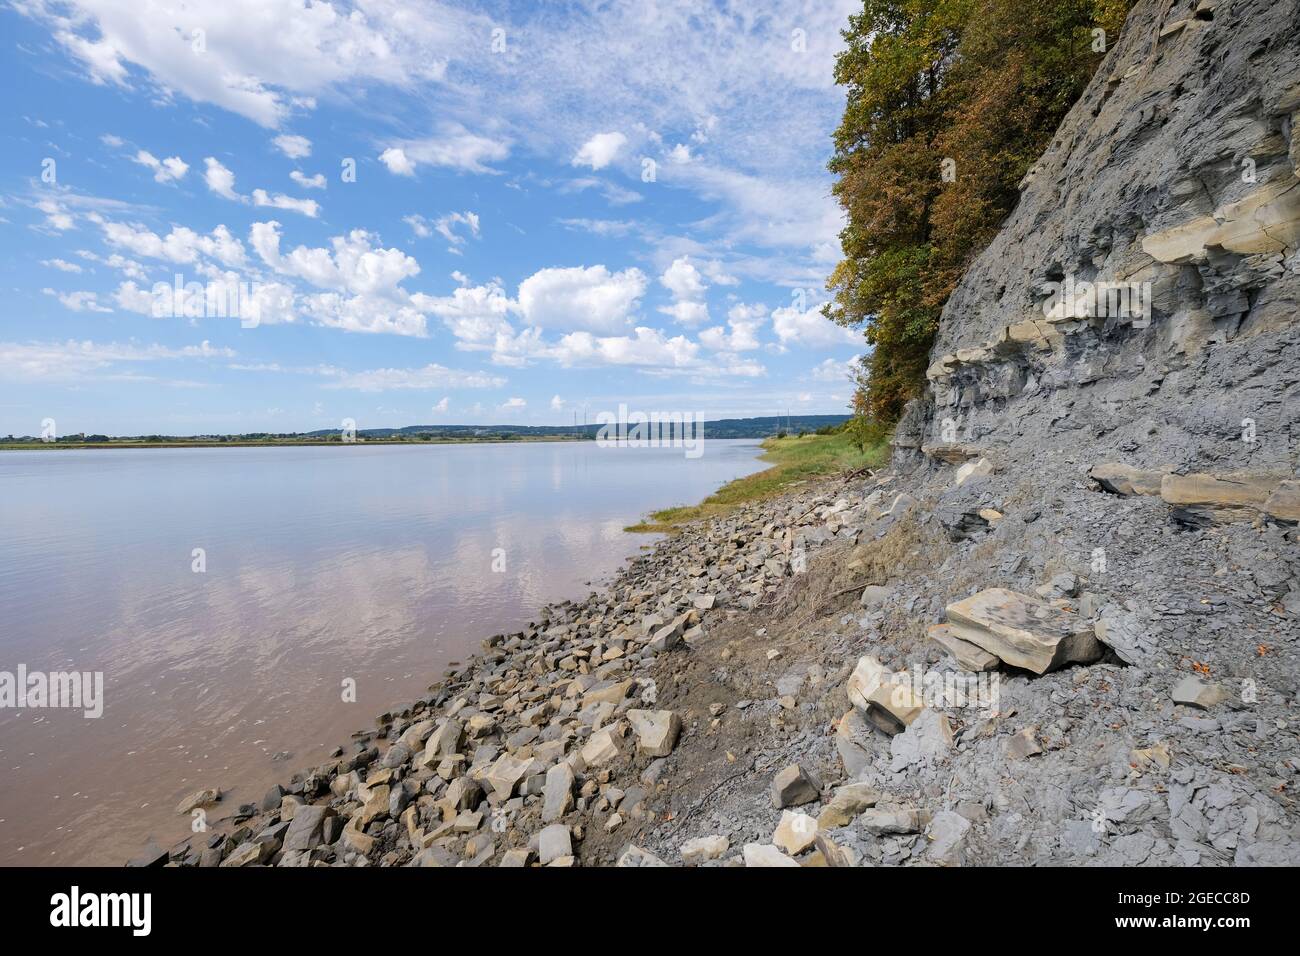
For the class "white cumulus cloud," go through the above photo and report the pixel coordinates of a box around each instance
[517,265,646,334]
[434,211,480,253]
[99,220,247,268]
[252,189,319,217]
[273,134,311,159]
[133,149,189,183]
[289,170,326,189]
[43,287,113,313]
[42,258,84,273]
[771,303,860,349]
[380,125,508,175]
[657,256,710,327]
[203,157,241,200]
[552,326,697,369]
[572,131,626,170]
[379,147,416,177]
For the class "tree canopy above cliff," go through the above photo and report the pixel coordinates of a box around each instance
[826,0,1134,428]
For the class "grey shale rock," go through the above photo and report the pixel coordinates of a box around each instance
[926,810,973,866]
[538,824,572,865]
[282,804,334,854]
[1171,676,1229,711]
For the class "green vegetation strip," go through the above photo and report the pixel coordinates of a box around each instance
[625,430,888,533]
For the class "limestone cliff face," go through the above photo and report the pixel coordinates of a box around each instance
[897,0,1300,480]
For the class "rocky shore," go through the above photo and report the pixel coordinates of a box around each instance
[149,441,1300,866]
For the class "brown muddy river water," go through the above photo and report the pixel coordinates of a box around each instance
[0,439,765,865]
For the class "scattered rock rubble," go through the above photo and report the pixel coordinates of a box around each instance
[145,446,1299,867]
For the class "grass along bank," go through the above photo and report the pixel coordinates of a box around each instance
[625,430,889,533]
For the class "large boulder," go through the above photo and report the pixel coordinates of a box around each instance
[580,727,622,766]
[423,719,464,760]
[944,588,1101,674]
[616,845,668,867]
[358,784,390,827]
[773,810,818,855]
[859,806,931,836]
[220,840,272,867]
[649,615,690,653]
[380,741,412,769]
[398,719,436,751]
[583,679,635,706]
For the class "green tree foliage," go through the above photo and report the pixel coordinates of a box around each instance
[826,0,1133,425]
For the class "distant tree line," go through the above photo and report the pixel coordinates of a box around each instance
[3,415,852,445]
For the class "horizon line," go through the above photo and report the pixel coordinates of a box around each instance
[6,412,852,442]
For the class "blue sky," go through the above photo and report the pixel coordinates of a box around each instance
[1,0,864,436]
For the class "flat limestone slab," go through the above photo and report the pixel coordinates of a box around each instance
[954,457,993,487]
[944,588,1100,674]
[1141,177,1300,262]
[927,623,999,672]
[921,443,982,463]
[1090,462,1167,496]
[1264,480,1300,521]
[1159,473,1278,509]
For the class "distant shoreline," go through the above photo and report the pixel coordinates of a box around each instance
[0,435,589,450]
[0,415,851,451]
